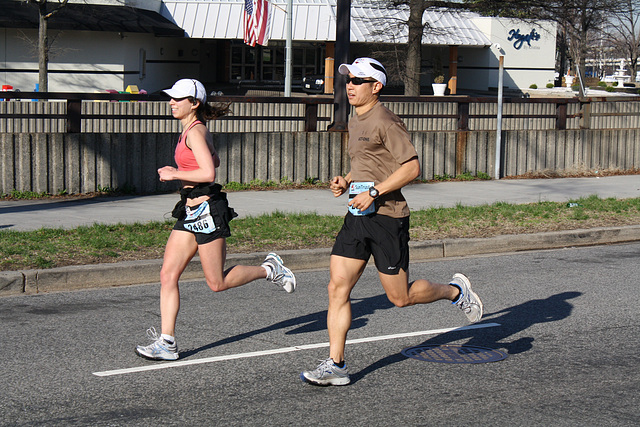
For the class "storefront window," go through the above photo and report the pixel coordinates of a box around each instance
[229,42,324,83]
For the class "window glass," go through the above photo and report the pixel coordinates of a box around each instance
[263,49,272,64]
[244,48,256,64]
[231,47,242,64]
[305,49,316,65]
[231,66,242,80]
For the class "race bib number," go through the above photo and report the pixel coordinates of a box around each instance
[348,181,376,216]
[184,202,217,234]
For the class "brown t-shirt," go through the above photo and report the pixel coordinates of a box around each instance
[348,102,418,218]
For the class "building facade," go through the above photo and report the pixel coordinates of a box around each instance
[0,0,557,95]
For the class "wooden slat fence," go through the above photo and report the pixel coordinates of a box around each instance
[2,93,640,133]
[2,129,638,195]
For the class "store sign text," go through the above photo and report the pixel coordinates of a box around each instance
[507,29,541,49]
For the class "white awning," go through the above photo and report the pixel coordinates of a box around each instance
[161,0,492,46]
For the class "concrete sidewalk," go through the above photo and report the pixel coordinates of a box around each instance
[1,175,639,231]
[1,175,639,296]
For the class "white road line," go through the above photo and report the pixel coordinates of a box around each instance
[93,322,500,377]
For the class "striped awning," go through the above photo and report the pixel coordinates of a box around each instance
[161,0,492,46]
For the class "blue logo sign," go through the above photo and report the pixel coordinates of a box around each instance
[507,28,541,49]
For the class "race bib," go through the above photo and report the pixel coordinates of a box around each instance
[348,181,376,216]
[184,202,217,234]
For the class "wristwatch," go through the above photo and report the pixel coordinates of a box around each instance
[369,186,380,199]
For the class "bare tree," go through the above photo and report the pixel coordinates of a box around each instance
[25,0,69,93]
[358,0,464,95]
[465,0,619,96]
[604,0,640,82]
[405,0,425,95]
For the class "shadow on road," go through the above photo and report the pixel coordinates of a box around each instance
[179,293,395,358]
[350,291,582,384]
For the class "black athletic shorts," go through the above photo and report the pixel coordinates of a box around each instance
[173,196,233,245]
[331,212,410,275]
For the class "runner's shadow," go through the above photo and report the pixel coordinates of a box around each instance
[350,291,582,384]
[179,293,395,358]
[0,197,113,215]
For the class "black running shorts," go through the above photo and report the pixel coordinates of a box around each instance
[173,197,232,245]
[331,212,410,275]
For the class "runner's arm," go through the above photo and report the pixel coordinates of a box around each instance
[158,126,216,183]
[348,158,419,211]
[374,157,420,197]
[330,172,351,197]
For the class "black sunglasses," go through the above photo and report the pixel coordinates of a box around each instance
[346,77,378,85]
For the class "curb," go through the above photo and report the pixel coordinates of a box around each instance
[2,225,640,297]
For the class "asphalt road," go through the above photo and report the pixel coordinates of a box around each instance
[1,242,639,426]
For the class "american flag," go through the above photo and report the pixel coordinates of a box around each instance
[243,0,270,47]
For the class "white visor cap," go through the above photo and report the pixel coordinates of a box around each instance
[338,57,387,86]
[163,79,207,103]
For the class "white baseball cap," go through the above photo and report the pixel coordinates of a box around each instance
[163,79,207,103]
[338,57,387,86]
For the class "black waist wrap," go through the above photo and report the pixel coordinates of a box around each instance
[171,183,238,224]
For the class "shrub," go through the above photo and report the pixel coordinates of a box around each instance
[612,81,618,86]
[433,173,451,181]
[529,84,538,89]
[546,83,554,88]
[598,81,607,88]
[456,171,475,181]
[606,86,616,92]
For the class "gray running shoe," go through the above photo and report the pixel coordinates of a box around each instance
[450,273,483,323]
[262,252,296,293]
[135,327,179,361]
[300,358,351,386]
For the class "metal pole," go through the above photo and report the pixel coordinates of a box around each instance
[495,54,504,180]
[284,0,293,97]
[575,63,587,97]
[328,0,350,131]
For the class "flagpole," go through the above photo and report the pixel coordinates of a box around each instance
[284,0,293,96]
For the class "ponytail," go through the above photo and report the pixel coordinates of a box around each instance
[196,100,231,123]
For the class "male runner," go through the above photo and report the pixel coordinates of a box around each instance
[300,58,483,386]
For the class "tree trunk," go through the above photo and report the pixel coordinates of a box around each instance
[38,2,48,93]
[404,0,423,96]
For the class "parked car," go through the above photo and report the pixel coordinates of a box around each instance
[302,75,324,94]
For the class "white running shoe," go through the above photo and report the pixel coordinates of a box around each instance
[262,252,296,293]
[300,358,351,386]
[450,273,483,323]
[135,327,179,361]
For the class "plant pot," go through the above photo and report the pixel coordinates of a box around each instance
[432,83,446,96]
[564,76,575,88]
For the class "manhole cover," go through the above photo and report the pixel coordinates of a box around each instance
[402,344,507,364]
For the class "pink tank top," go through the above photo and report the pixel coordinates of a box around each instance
[174,120,211,171]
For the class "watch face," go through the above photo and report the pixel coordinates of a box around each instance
[369,187,378,198]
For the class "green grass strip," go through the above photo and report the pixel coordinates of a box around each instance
[1,196,638,271]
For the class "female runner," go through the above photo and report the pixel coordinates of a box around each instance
[136,79,296,361]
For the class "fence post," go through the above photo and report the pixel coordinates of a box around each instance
[304,103,318,132]
[579,100,591,129]
[67,99,82,133]
[556,101,567,130]
[457,100,469,130]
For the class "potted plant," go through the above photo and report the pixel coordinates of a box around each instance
[432,74,446,96]
[431,55,446,95]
